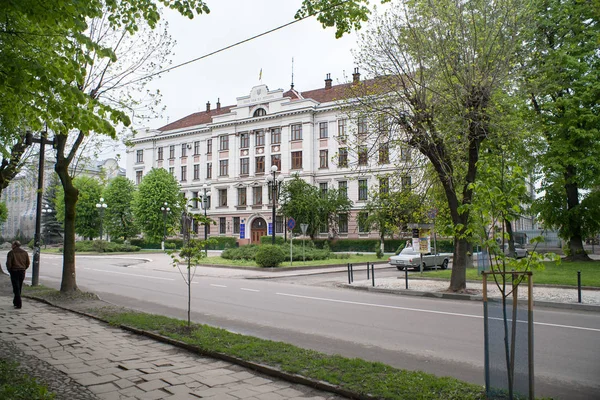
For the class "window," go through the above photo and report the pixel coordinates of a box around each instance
[357,117,368,137]
[206,162,212,179]
[240,158,249,175]
[358,146,368,166]
[271,154,281,171]
[379,177,389,194]
[193,164,200,180]
[339,181,347,198]
[157,147,163,161]
[379,143,389,164]
[253,108,266,117]
[181,166,187,182]
[338,148,348,168]
[207,139,212,154]
[255,156,265,174]
[169,167,174,176]
[319,122,328,138]
[237,188,247,206]
[135,170,143,185]
[218,189,227,207]
[291,124,302,141]
[358,179,368,201]
[194,141,200,155]
[233,217,240,234]
[255,130,265,146]
[358,212,369,233]
[192,191,199,209]
[219,160,229,176]
[169,145,175,159]
[402,176,412,191]
[338,213,348,234]
[338,119,347,142]
[291,151,302,169]
[270,128,281,144]
[401,148,411,161]
[181,143,187,158]
[136,150,143,163]
[319,150,328,168]
[276,215,284,233]
[240,133,249,149]
[319,182,328,197]
[253,186,262,205]
[219,217,226,234]
[219,135,229,151]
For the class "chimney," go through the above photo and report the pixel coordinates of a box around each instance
[206,101,211,112]
[325,73,332,89]
[352,67,360,84]
[216,98,221,110]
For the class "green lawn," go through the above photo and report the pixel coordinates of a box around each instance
[199,253,387,268]
[425,260,600,287]
[0,359,55,400]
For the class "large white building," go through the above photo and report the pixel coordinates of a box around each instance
[127,73,411,244]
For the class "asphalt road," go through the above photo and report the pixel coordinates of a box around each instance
[9,252,600,400]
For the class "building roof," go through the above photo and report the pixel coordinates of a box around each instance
[159,106,234,131]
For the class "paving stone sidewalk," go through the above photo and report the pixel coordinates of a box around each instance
[0,295,344,400]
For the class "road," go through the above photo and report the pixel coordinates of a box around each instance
[9,252,600,400]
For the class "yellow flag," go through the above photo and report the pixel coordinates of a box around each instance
[259,68,262,81]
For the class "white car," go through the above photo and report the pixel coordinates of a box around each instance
[388,247,450,271]
[503,243,528,258]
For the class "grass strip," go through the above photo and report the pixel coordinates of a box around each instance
[0,359,55,400]
[200,253,386,268]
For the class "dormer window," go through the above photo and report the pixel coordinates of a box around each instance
[253,108,267,117]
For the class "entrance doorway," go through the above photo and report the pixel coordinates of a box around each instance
[251,217,267,244]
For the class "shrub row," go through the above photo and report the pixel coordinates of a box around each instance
[129,236,238,250]
[259,237,455,253]
[65,240,141,253]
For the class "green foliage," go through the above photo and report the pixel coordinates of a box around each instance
[255,245,286,268]
[72,240,140,253]
[375,244,384,259]
[207,236,238,250]
[259,235,286,245]
[0,202,7,225]
[296,0,374,39]
[362,189,426,240]
[42,173,63,244]
[102,176,139,240]
[55,177,105,239]
[222,245,259,260]
[0,359,55,400]
[132,168,183,242]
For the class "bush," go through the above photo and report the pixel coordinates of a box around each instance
[222,244,259,260]
[207,236,238,250]
[259,235,287,245]
[73,240,140,253]
[375,242,384,259]
[255,244,286,268]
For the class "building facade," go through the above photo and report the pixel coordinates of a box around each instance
[127,74,413,244]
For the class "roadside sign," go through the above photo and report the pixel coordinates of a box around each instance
[287,217,296,230]
[428,208,438,220]
[240,223,245,239]
[300,223,309,235]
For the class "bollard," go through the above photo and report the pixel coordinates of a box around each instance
[350,263,354,283]
[371,262,375,287]
[347,263,351,284]
[405,267,409,289]
[367,262,370,279]
[578,270,582,303]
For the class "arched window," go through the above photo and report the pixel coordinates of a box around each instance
[253,108,267,117]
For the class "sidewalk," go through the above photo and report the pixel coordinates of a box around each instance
[0,279,343,400]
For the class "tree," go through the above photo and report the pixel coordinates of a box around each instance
[350,0,526,291]
[42,173,63,244]
[102,176,139,241]
[55,177,105,240]
[525,0,600,260]
[133,168,182,242]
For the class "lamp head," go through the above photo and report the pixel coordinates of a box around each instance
[270,165,278,173]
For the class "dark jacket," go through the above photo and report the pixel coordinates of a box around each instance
[7,247,30,272]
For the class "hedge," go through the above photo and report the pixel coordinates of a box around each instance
[259,235,287,245]
[64,240,141,253]
[129,236,237,250]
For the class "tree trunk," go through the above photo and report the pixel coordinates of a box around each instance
[564,166,590,261]
[450,236,469,292]
[56,159,79,292]
[506,219,516,257]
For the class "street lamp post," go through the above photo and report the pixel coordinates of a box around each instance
[41,205,53,249]
[265,165,284,245]
[95,198,107,241]
[161,202,170,251]
[200,184,211,255]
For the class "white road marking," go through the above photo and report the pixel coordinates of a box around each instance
[240,288,260,292]
[276,292,600,333]
[84,268,174,281]
[210,284,227,288]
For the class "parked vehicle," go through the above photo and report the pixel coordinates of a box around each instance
[503,243,528,258]
[388,247,450,271]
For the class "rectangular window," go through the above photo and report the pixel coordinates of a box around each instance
[255,130,265,146]
[357,117,368,137]
[237,188,247,206]
[219,135,229,151]
[240,158,249,175]
[402,176,412,191]
[358,212,369,233]
[219,217,226,234]
[255,156,265,174]
[291,151,302,169]
[358,179,368,201]
[358,146,368,166]
[338,119,347,142]
[401,148,411,161]
[169,167,174,176]
[207,139,212,154]
[219,189,227,207]
[291,124,302,141]
[339,181,347,198]
[192,191,199,209]
[338,148,348,168]
[157,147,163,161]
[181,143,187,158]
[219,160,228,176]
[136,150,143,163]
[319,182,328,197]
[193,164,200,180]
[233,217,240,234]
[135,170,143,185]
[270,127,281,144]
[319,122,328,138]
[194,141,200,155]
[169,145,175,159]
[379,143,389,164]
[206,162,212,179]
[253,186,263,205]
[319,150,328,169]
[240,133,249,149]
[338,213,348,234]
[181,166,187,182]
[276,215,284,233]
[271,154,281,171]
[379,177,389,194]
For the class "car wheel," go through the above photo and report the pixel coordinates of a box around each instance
[441,259,449,269]
[397,266,404,271]
[416,263,426,271]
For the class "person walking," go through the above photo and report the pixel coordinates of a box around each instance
[7,241,30,309]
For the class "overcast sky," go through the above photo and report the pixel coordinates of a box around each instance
[143,0,362,129]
